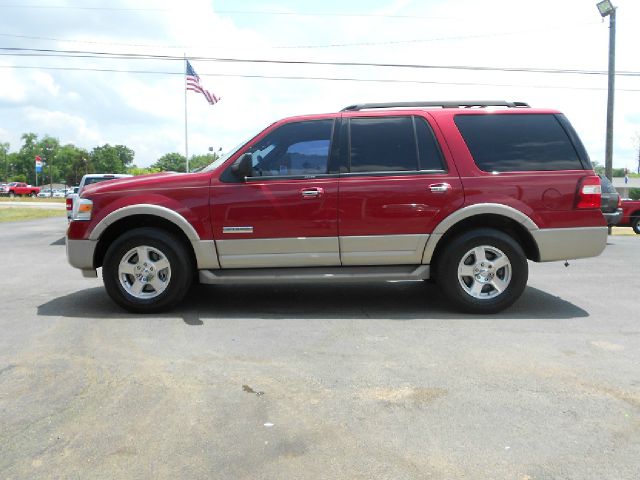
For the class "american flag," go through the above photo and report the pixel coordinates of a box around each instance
[186,60,220,106]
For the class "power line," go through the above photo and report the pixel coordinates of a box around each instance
[0,32,184,49]
[0,3,167,11]
[1,64,639,92]
[0,4,458,19]
[274,23,600,49]
[0,23,599,51]
[2,47,640,77]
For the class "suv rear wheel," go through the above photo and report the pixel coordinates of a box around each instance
[632,217,640,235]
[436,228,528,314]
[102,227,193,313]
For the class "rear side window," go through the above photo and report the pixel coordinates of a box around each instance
[348,116,444,173]
[455,114,583,172]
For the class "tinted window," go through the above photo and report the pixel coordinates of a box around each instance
[415,117,445,171]
[247,120,333,177]
[350,117,417,172]
[455,114,583,172]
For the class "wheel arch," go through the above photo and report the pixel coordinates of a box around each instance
[91,205,219,270]
[93,214,193,269]
[424,205,540,276]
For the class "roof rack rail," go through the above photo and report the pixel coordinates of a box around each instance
[340,101,530,112]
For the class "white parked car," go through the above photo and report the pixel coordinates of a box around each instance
[66,174,132,220]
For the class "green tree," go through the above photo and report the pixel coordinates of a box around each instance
[629,188,640,200]
[57,144,90,185]
[114,145,135,170]
[15,133,38,184]
[591,160,605,176]
[127,165,161,176]
[90,144,134,174]
[151,152,219,173]
[38,136,61,186]
[189,153,219,171]
[152,152,187,172]
[1,142,9,182]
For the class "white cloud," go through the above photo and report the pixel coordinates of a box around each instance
[23,107,103,146]
[0,0,638,167]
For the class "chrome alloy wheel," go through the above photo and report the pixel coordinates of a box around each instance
[118,245,171,299]
[457,245,512,300]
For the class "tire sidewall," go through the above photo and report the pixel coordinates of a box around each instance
[437,228,528,314]
[103,228,193,313]
[633,218,640,235]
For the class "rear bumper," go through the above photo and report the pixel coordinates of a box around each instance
[602,208,623,226]
[531,226,608,262]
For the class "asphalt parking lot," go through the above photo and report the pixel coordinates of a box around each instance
[1,217,638,479]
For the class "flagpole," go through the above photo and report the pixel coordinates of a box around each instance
[184,54,189,173]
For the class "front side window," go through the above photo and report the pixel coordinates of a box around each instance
[455,114,583,172]
[246,120,333,177]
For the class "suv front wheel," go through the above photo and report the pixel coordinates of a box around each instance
[436,228,528,314]
[102,227,193,313]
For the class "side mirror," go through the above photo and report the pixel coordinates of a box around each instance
[231,153,253,180]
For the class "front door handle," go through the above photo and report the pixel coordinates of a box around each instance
[301,187,324,198]
[428,183,451,193]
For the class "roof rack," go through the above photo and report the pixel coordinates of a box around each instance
[340,101,530,112]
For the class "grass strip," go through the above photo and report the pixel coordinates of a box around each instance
[0,197,65,203]
[0,208,66,223]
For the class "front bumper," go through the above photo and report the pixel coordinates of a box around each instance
[66,238,98,277]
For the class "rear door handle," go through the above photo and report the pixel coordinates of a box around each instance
[428,183,451,193]
[301,187,324,198]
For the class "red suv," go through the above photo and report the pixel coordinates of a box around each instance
[66,101,607,314]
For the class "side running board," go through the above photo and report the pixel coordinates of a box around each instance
[199,265,430,284]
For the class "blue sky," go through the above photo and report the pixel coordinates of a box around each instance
[0,0,638,169]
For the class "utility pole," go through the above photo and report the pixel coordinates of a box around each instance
[597,0,617,181]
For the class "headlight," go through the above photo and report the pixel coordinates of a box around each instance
[72,198,93,221]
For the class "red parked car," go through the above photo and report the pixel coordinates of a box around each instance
[1,182,40,197]
[66,101,607,314]
[619,199,640,234]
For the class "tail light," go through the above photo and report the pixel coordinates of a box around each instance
[66,198,73,211]
[576,175,601,209]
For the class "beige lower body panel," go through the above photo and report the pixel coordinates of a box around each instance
[340,234,429,266]
[216,237,341,268]
[215,234,429,268]
[532,226,607,261]
[191,240,220,269]
[66,238,97,270]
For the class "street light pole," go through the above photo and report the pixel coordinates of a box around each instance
[605,7,616,182]
[597,0,617,181]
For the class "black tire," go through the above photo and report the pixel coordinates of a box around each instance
[436,228,528,314]
[8,192,15,198]
[30,192,36,197]
[632,218,640,235]
[102,227,193,313]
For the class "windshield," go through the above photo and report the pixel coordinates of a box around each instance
[201,138,252,173]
